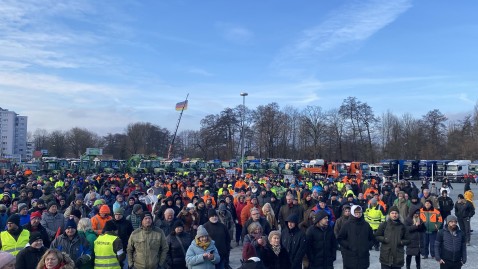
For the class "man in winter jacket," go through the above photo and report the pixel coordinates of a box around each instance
[337,205,375,269]
[112,207,134,253]
[204,209,231,269]
[437,190,454,229]
[94,220,125,269]
[305,210,337,269]
[420,200,443,259]
[364,198,385,251]
[50,218,93,268]
[435,215,467,268]
[278,194,303,228]
[281,214,306,269]
[454,194,475,246]
[0,214,30,256]
[40,202,66,241]
[23,210,50,248]
[91,205,113,235]
[127,212,169,269]
[15,231,47,269]
[375,206,410,269]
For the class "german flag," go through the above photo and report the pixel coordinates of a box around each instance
[175,100,188,111]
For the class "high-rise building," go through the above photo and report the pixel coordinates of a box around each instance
[0,107,28,160]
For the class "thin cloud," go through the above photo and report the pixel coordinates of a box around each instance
[216,22,254,44]
[188,67,214,77]
[277,0,412,63]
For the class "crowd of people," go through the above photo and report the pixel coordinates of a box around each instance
[0,170,475,269]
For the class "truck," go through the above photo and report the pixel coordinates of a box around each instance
[380,159,402,178]
[418,160,437,179]
[369,164,384,179]
[445,160,471,182]
[402,160,419,180]
[435,160,453,180]
[469,160,478,176]
[345,162,370,180]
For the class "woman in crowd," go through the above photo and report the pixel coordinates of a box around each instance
[243,222,267,260]
[185,225,220,269]
[0,251,15,269]
[36,249,75,269]
[262,230,291,269]
[262,203,278,231]
[166,220,191,269]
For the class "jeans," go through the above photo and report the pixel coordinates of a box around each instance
[406,255,420,269]
[421,232,437,257]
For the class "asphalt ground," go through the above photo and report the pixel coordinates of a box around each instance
[228,181,477,269]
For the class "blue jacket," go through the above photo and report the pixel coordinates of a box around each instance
[185,239,220,269]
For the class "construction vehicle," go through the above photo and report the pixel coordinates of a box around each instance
[345,161,370,180]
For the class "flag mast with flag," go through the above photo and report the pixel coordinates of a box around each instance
[168,94,189,159]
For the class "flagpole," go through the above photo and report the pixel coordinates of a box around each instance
[168,93,189,159]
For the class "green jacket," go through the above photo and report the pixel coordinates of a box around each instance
[127,226,169,269]
[375,219,410,267]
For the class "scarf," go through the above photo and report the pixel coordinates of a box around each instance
[43,262,65,269]
[272,244,281,256]
[196,238,211,250]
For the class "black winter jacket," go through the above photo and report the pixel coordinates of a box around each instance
[23,222,51,248]
[281,226,306,269]
[113,217,134,251]
[305,224,337,269]
[455,201,475,219]
[166,231,192,268]
[435,227,467,264]
[203,221,231,258]
[405,216,425,256]
[337,216,374,269]
[262,244,291,269]
[15,246,47,269]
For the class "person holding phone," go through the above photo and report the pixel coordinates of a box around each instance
[185,225,220,269]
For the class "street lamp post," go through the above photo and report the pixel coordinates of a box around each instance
[240,92,248,177]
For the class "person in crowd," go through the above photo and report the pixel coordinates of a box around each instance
[76,218,97,262]
[454,194,474,246]
[262,230,291,269]
[405,208,425,269]
[217,203,234,243]
[312,197,336,227]
[0,214,30,256]
[434,215,467,269]
[234,195,247,246]
[185,225,220,269]
[305,211,337,269]
[127,212,168,269]
[166,220,191,269]
[420,200,443,259]
[280,214,306,269]
[337,205,374,269]
[238,243,266,269]
[242,208,271,239]
[23,210,50,248]
[375,206,410,269]
[111,207,133,263]
[50,218,92,268]
[437,190,454,229]
[0,251,15,269]
[334,205,351,238]
[93,220,125,269]
[243,222,267,261]
[261,203,278,232]
[0,205,8,233]
[63,194,89,219]
[91,205,112,235]
[17,203,30,227]
[203,209,230,269]
[35,248,75,269]
[178,203,199,236]
[393,191,410,222]
[364,198,385,251]
[40,202,65,241]
[126,204,143,230]
[278,194,303,228]
[15,231,47,269]
[155,208,176,236]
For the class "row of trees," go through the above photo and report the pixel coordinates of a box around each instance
[31,97,478,163]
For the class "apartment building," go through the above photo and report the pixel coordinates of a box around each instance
[0,107,28,160]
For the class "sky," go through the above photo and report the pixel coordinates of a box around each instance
[1,0,478,136]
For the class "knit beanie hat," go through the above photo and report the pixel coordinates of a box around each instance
[103,220,117,233]
[172,220,185,230]
[18,203,28,212]
[218,204,227,212]
[99,205,111,214]
[93,200,104,207]
[30,211,42,220]
[71,209,82,219]
[208,209,218,218]
[114,207,125,215]
[29,231,43,244]
[446,215,458,223]
[47,201,58,210]
[389,206,400,214]
[195,225,209,238]
[141,212,153,222]
[314,210,329,224]
[65,218,77,229]
[133,204,142,213]
[7,214,20,227]
[286,214,299,224]
[0,251,15,268]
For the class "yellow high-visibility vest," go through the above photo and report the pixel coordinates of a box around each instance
[0,229,30,256]
[94,234,121,269]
